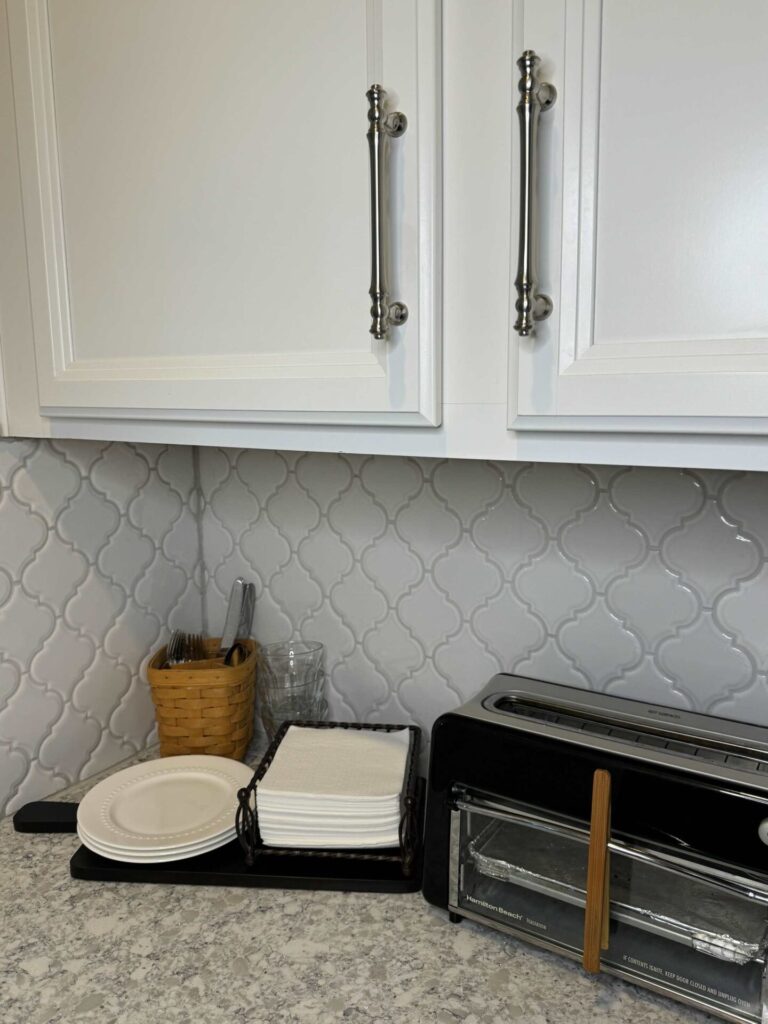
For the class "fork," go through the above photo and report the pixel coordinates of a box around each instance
[164,630,206,667]
[165,629,183,667]
[185,633,206,661]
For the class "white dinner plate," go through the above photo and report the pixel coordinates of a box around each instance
[77,820,237,856]
[77,755,253,853]
[77,826,237,864]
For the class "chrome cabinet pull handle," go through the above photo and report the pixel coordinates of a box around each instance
[514,50,556,337]
[367,84,408,340]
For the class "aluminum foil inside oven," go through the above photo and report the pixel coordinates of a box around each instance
[467,819,768,965]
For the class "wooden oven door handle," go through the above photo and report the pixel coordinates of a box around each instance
[583,768,612,973]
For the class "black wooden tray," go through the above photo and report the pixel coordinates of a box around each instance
[14,780,425,894]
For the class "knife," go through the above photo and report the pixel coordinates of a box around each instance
[219,578,245,655]
[236,582,255,641]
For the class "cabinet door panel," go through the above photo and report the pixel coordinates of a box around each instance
[9,0,440,425]
[512,0,768,432]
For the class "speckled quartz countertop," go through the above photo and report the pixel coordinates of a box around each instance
[1,750,710,1024]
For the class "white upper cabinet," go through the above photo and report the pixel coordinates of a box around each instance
[8,0,440,426]
[511,0,768,434]
[5,0,768,469]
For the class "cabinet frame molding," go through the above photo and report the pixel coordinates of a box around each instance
[8,0,442,426]
[509,0,768,435]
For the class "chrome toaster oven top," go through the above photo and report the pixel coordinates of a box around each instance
[423,674,768,1024]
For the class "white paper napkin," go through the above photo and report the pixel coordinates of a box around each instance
[258,830,401,849]
[258,726,410,800]
[256,726,410,849]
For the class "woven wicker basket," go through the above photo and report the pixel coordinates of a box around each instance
[147,637,259,760]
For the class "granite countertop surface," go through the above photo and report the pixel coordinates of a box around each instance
[1,748,710,1024]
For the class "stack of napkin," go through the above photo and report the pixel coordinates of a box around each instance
[256,725,410,848]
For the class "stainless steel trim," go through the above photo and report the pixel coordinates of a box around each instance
[490,692,768,780]
[481,694,768,795]
[513,50,555,337]
[455,791,768,900]
[448,809,461,907]
[485,684,768,756]
[448,906,755,1024]
[366,84,408,340]
[449,901,583,962]
[444,672,768,793]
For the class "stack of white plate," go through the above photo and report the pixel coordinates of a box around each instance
[257,726,410,849]
[77,755,254,863]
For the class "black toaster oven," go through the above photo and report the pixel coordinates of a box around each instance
[423,674,768,1023]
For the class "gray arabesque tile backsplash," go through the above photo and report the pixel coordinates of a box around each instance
[2,439,768,815]
[0,440,202,814]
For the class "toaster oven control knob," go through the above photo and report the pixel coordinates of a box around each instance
[758,819,768,846]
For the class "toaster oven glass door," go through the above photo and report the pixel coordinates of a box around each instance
[450,788,768,1024]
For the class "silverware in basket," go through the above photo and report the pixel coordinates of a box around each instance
[164,630,206,667]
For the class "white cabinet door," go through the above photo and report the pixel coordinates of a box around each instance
[511,0,768,434]
[8,0,440,426]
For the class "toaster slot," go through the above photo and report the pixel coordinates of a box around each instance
[450,789,768,1023]
[490,695,768,778]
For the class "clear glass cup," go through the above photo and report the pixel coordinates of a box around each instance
[258,641,326,739]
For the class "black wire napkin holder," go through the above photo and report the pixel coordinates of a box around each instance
[235,720,421,876]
